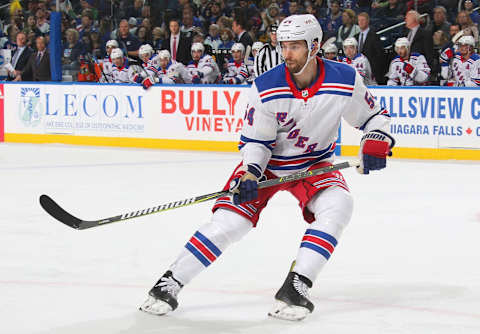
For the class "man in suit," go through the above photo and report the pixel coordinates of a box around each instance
[8,31,34,81]
[161,18,192,65]
[233,17,253,50]
[17,36,51,81]
[405,10,434,71]
[354,12,386,84]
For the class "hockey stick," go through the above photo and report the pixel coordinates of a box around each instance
[39,159,360,230]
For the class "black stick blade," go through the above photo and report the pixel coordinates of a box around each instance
[39,194,84,229]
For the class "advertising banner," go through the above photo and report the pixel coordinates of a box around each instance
[341,87,480,152]
[3,83,249,150]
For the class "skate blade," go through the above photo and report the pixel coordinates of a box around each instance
[268,301,310,321]
[139,296,173,316]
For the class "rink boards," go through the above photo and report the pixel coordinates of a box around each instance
[0,82,479,160]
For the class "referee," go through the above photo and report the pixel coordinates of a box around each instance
[254,24,283,77]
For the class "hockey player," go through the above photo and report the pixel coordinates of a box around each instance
[386,37,430,86]
[440,35,480,87]
[131,44,159,88]
[252,41,264,58]
[186,42,221,84]
[99,39,118,83]
[110,48,139,83]
[221,43,252,85]
[322,43,340,61]
[140,14,394,321]
[254,24,283,76]
[341,37,377,85]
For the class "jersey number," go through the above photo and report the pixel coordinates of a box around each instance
[244,107,255,125]
[364,91,375,109]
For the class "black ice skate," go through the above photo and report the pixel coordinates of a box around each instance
[268,271,314,321]
[139,270,183,316]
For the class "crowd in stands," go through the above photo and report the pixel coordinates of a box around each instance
[0,0,479,86]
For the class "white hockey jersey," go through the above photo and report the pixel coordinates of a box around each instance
[141,55,191,84]
[99,57,114,83]
[340,53,377,85]
[240,57,391,177]
[223,58,252,84]
[387,53,430,86]
[186,54,221,84]
[441,53,480,87]
[111,59,140,83]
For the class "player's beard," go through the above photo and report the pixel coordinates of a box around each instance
[285,57,307,74]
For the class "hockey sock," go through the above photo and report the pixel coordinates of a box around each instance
[293,187,353,282]
[169,209,253,284]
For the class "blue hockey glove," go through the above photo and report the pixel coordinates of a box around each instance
[357,130,395,175]
[229,164,263,205]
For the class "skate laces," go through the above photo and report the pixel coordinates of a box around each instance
[292,274,310,298]
[154,275,182,297]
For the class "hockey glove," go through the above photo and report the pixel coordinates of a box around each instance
[357,130,395,175]
[222,77,235,85]
[403,62,415,75]
[142,77,154,90]
[192,72,204,84]
[229,163,263,205]
[133,74,143,84]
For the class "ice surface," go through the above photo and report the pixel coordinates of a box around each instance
[1,143,479,334]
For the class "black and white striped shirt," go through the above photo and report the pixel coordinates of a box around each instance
[254,43,283,77]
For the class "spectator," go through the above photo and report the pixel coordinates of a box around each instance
[77,10,97,39]
[321,0,343,40]
[433,30,450,48]
[354,12,386,84]
[260,2,281,30]
[81,33,93,54]
[405,10,434,69]
[218,16,233,30]
[426,6,451,37]
[26,30,38,50]
[219,27,235,49]
[337,9,361,48]
[141,18,153,39]
[137,26,151,46]
[62,28,85,66]
[233,16,253,48]
[205,1,224,26]
[90,31,102,58]
[80,0,98,20]
[181,7,198,37]
[117,19,141,58]
[128,17,139,35]
[35,8,50,34]
[161,18,193,65]
[456,10,479,45]
[375,0,406,20]
[449,24,461,40]
[151,27,165,51]
[205,24,222,50]
[24,15,42,37]
[7,31,34,81]
[460,0,480,25]
[1,25,19,50]
[18,36,51,81]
